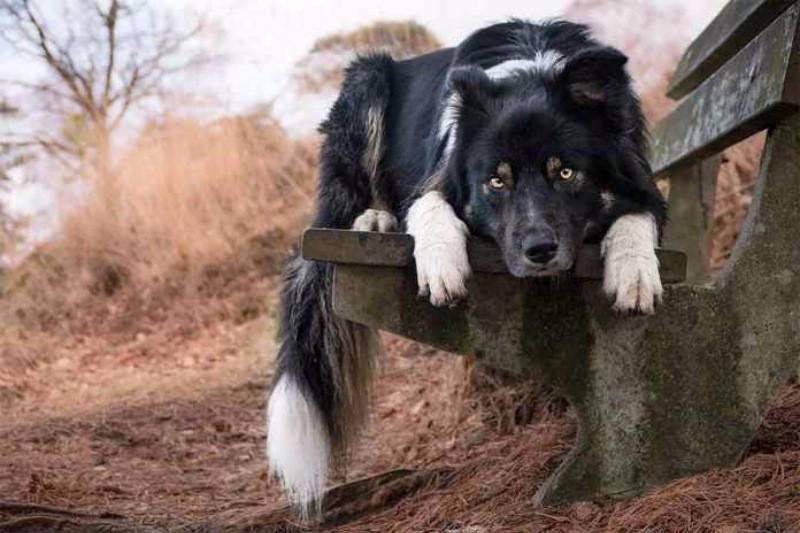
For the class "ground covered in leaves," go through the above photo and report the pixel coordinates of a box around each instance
[0,280,799,533]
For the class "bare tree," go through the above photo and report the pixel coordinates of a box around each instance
[0,96,21,256]
[0,0,208,181]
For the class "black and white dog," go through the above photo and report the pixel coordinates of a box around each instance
[267,19,666,514]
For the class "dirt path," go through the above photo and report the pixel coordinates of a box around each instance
[0,314,486,531]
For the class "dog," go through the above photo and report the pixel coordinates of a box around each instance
[267,19,667,515]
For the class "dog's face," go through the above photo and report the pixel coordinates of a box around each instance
[461,119,602,277]
[449,47,644,277]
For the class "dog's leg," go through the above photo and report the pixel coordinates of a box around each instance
[601,212,662,314]
[352,208,398,232]
[406,190,471,307]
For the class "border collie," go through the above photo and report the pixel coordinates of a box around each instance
[267,19,666,515]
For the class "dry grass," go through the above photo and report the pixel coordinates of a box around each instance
[710,135,766,271]
[311,20,441,57]
[1,113,317,335]
[64,113,316,284]
[0,20,445,337]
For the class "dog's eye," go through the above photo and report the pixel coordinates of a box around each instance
[488,176,506,190]
[559,167,575,181]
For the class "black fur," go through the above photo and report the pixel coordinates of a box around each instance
[273,55,392,449]
[271,19,666,498]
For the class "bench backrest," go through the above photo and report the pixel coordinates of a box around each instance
[651,0,800,283]
[651,0,800,177]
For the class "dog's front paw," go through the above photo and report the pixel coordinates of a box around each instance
[352,209,398,232]
[414,238,471,306]
[603,251,662,313]
[602,213,662,314]
[406,191,471,307]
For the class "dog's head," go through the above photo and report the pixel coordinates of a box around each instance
[446,47,659,277]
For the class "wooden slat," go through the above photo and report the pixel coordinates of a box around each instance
[302,229,687,283]
[651,3,800,177]
[668,0,796,100]
[302,229,414,267]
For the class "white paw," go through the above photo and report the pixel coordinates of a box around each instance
[352,209,398,232]
[414,234,471,306]
[602,213,662,314]
[406,191,471,307]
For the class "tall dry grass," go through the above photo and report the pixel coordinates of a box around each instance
[1,19,442,335]
[62,114,315,283]
[3,114,317,332]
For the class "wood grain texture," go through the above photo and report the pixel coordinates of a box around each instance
[652,3,800,176]
[668,0,795,99]
[302,229,687,283]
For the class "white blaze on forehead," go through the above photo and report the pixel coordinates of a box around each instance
[438,50,564,157]
[485,51,565,79]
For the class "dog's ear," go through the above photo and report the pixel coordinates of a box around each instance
[559,46,629,106]
[448,66,496,121]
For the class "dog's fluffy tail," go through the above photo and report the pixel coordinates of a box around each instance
[267,255,378,516]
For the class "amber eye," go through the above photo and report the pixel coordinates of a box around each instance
[559,167,575,181]
[488,176,506,190]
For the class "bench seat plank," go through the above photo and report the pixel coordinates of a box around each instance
[651,3,800,176]
[302,228,687,283]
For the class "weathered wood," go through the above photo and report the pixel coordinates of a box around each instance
[302,229,687,284]
[662,156,721,284]
[302,229,414,267]
[668,0,795,99]
[651,3,800,176]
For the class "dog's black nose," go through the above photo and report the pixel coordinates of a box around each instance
[523,238,558,265]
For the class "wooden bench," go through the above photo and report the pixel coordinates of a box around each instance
[303,0,800,505]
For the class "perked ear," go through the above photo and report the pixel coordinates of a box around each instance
[448,66,497,121]
[560,46,629,106]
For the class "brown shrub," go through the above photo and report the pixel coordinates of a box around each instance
[2,113,317,333]
[64,114,315,282]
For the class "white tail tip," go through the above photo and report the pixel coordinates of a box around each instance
[266,376,331,517]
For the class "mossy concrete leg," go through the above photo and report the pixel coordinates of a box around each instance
[331,114,800,505]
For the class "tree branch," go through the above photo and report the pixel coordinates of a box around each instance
[99,0,118,111]
[0,0,210,178]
